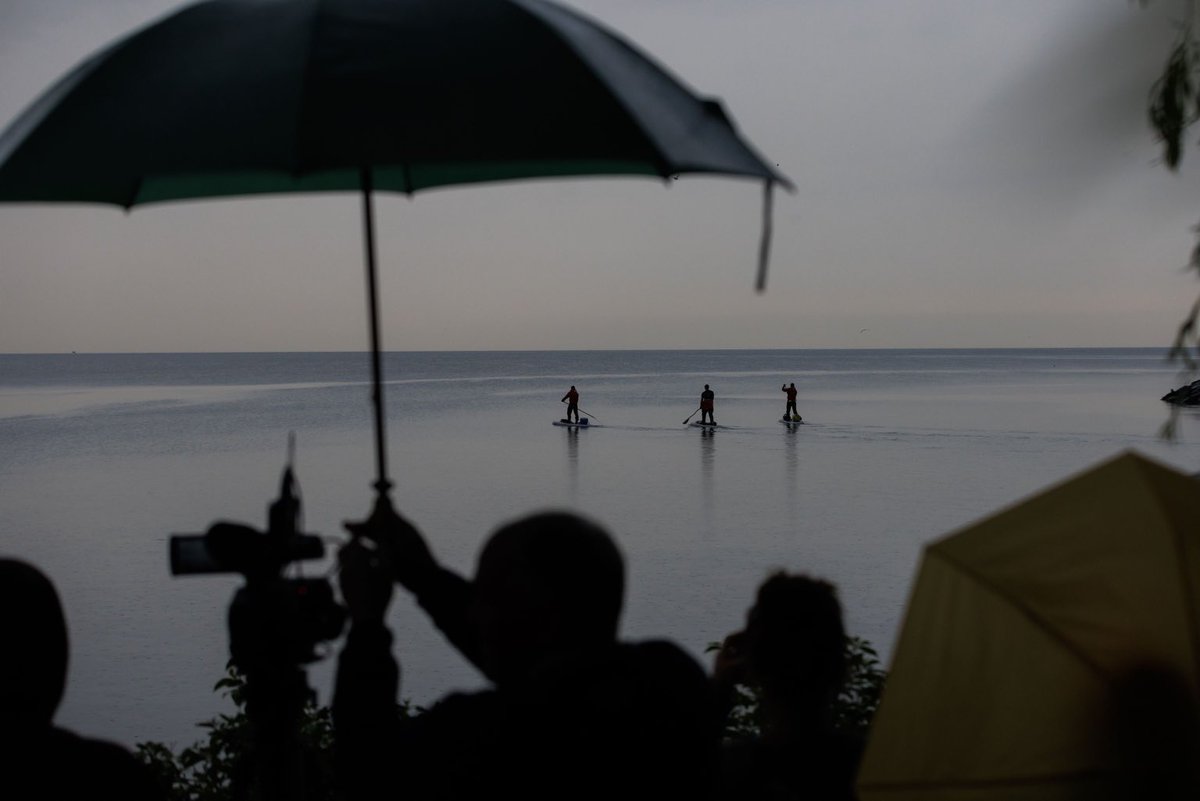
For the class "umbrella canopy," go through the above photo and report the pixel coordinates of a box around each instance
[858,451,1200,801]
[0,0,788,202]
[0,0,789,494]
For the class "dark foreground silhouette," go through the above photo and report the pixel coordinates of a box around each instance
[714,572,863,801]
[0,558,162,801]
[1104,662,1200,801]
[333,506,717,800]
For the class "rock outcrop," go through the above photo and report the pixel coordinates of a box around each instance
[1162,379,1200,406]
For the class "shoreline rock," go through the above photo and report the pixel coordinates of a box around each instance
[1162,379,1200,406]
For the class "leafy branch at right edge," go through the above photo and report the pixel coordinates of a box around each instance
[1147,0,1200,437]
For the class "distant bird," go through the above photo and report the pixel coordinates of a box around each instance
[859,328,869,334]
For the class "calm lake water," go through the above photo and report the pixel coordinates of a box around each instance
[1,348,1197,748]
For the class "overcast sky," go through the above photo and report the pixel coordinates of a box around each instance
[2,0,1199,352]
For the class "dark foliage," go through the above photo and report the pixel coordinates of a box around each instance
[709,635,887,740]
[136,665,421,801]
[1142,2,1200,435]
[1149,39,1198,170]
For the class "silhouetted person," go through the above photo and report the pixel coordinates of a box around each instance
[782,382,800,421]
[1103,662,1200,801]
[0,558,162,801]
[713,572,862,801]
[700,384,716,424]
[333,505,717,801]
[561,385,580,422]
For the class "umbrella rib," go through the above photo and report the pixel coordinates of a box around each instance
[927,548,1110,681]
[122,175,145,209]
[289,0,326,177]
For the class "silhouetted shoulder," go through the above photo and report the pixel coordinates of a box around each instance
[574,641,719,795]
[626,638,705,668]
[722,727,864,801]
[400,643,717,801]
[3,727,163,801]
[551,640,708,704]
[614,639,709,697]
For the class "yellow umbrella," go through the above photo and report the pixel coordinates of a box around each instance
[858,451,1200,801]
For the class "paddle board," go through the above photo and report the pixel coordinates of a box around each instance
[553,418,590,428]
[780,416,804,426]
[689,421,720,429]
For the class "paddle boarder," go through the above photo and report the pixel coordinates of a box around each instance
[561,385,580,423]
[782,383,800,421]
[700,384,716,425]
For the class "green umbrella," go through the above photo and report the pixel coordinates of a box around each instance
[0,0,790,498]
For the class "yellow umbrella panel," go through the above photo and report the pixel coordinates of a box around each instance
[858,451,1200,801]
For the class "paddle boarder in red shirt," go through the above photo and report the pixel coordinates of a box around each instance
[700,385,716,425]
[561,386,580,423]
[782,383,800,421]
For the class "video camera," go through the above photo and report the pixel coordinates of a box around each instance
[168,441,346,800]
[169,447,344,665]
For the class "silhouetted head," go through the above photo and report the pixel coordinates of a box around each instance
[0,559,69,728]
[1105,663,1200,800]
[472,512,624,686]
[742,572,845,714]
[790,383,795,388]
[704,384,710,390]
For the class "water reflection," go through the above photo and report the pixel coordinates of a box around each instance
[783,426,799,485]
[565,426,580,499]
[783,424,800,526]
[699,428,716,526]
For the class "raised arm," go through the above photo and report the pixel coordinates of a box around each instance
[343,497,488,675]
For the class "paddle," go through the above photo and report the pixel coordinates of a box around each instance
[560,398,598,423]
[682,406,702,424]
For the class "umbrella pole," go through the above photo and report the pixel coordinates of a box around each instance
[361,167,392,496]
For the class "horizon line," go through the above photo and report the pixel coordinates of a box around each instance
[0,345,1180,356]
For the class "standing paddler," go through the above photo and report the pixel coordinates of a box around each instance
[561,385,580,423]
[782,382,801,421]
[700,384,716,425]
